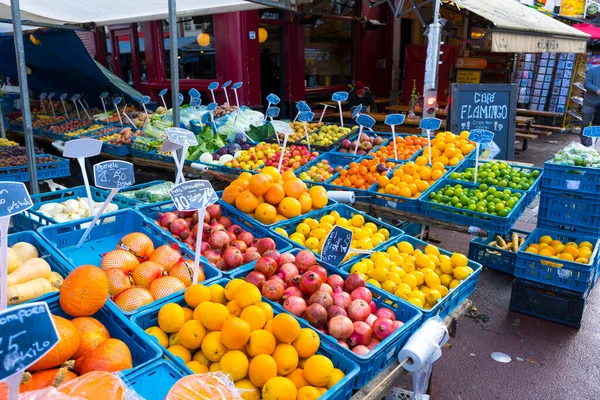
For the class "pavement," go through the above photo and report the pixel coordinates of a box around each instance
[422,133,600,399]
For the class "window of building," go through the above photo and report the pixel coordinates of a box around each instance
[304,18,353,88]
[162,16,216,80]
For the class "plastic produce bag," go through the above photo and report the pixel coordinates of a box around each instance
[120,181,174,203]
[552,141,600,168]
[166,372,245,400]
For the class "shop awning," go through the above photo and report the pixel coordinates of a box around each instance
[447,0,589,53]
[573,23,600,40]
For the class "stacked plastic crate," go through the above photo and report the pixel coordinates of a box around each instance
[511,160,600,328]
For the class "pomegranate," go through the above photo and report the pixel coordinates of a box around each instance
[337,340,350,350]
[208,230,230,249]
[365,314,378,327]
[280,253,296,265]
[369,301,377,314]
[179,228,191,240]
[352,345,370,356]
[203,249,222,265]
[217,216,233,228]
[268,275,285,284]
[327,274,344,290]
[372,318,394,341]
[304,303,327,328]
[348,321,373,347]
[184,236,195,248]
[367,338,381,350]
[262,250,281,266]
[222,247,244,270]
[344,273,366,292]
[243,250,261,264]
[295,250,316,271]
[261,280,284,301]
[238,231,255,246]
[332,291,352,309]
[246,271,266,290]
[328,316,354,340]
[180,211,194,218]
[392,320,404,331]
[375,308,396,321]
[255,256,278,278]
[199,242,210,254]
[158,212,178,229]
[204,211,211,223]
[351,287,372,303]
[227,224,243,235]
[169,219,189,237]
[319,283,333,294]
[289,275,301,289]
[308,265,327,284]
[277,263,299,283]
[348,299,370,321]
[251,239,260,248]
[230,240,248,252]
[226,231,237,243]
[309,291,333,309]
[215,259,226,270]
[299,272,322,295]
[257,238,276,254]
[192,211,199,225]
[283,296,307,317]
[202,223,212,241]
[191,224,199,239]
[282,286,303,300]
[206,204,221,220]
[327,305,348,320]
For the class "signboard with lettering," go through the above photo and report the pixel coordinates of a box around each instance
[93,161,135,189]
[0,182,32,218]
[321,226,353,266]
[169,180,218,212]
[165,127,198,147]
[451,83,517,160]
[455,58,487,69]
[456,70,482,84]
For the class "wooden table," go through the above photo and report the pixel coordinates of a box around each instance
[313,98,392,108]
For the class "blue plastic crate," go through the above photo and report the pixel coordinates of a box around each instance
[541,161,600,196]
[1,96,14,112]
[270,203,403,270]
[6,231,73,306]
[45,297,163,377]
[294,152,362,185]
[537,189,600,237]
[419,179,528,234]
[329,130,393,156]
[307,124,358,152]
[509,278,588,329]
[341,235,482,321]
[131,278,360,398]
[131,148,157,161]
[322,157,402,198]
[468,230,530,275]
[515,228,599,292]
[38,209,222,316]
[11,186,137,232]
[0,154,71,183]
[366,134,428,162]
[124,360,186,400]
[137,200,292,277]
[448,159,542,207]
[103,143,131,156]
[400,222,423,237]
[115,180,172,206]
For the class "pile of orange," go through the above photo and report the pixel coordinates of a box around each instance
[222,167,328,224]
[376,161,447,198]
[330,157,397,190]
[525,235,594,264]
[422,131,475,167]
[369,135,429,160]
[145,280,345,400]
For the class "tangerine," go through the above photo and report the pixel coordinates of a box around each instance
[222,185,244,205]
[283,178,306,199]
[262,166,282,183]
[249,174,272,196]
[279,197,302,218]
[231,178,250,191]
[271,313,300,343]
[236,190,259,213]
[255,203,278,225]
[309,186,328,209]
[264,184,285,205]
[249,354,278,387]
[298,193,313,214]
[221,317,252,350]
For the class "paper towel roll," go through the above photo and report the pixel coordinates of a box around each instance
[327,191,355,204]
[398,317,449,372]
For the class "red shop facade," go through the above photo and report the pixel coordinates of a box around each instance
[83,2,394,117]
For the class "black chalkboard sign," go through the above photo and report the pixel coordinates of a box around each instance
[321,226,353,266]
[450,84,517,161]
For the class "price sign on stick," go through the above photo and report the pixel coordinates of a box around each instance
[76,161,135,249]
[265,93,281,121]
[99,92,109,122]
[583,126,600,146]
[298,111,315,152]
[354,114,376,155]
[113,96,123,125]
[332,91,349,127]
[351,104,362,120]
[271,121,294,171]
[178,93,184,107]
[319,103,333,123]
[321,226,373,267]
[208,82,219,103]
[48,93,56,117]
[419,118,442,165]
[63,139,103,220]
[166,128,198,185]
[71,94,81,120]
[139,95,151,121]
[222,81,232,105]
[385,114,405,161]
[59,93,68,117]
[159,89,168,109]
[469,129,495,184]
[0,182,33,311]
[294,101,311,122]
[266,107,281,144]
[78,96,91,120]
[39,93,47,115]
[189,88,200,100]
[232,82,243,107]
[0,302,59,400]
[169,180,218,284]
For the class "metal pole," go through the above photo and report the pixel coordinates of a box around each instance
[0,101,6,139]
[423,0,442,119]
[168,0,179,129]
[11,0,39,194]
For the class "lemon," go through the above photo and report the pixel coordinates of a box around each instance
[382,280,397,293]
[145,326,168,348]
[363,259,375,269]
[296,223,311,236]
[411,271,425,286]
[305,218,319,230]
[426,289,441,306]
[370,266,390,282]
[425,272,441,288]
[398,241,415,254]
[357,237,373,250]
[432,285,449,297]
[419,285,430,296]
[336,217,349,227]
[402,273,418,289]
[408,297,424,308]
[158,303,185,333]
[367,278,381,288]
[309,228,327,240]
[424,244,440,256]
[440,261,454,275]
[394,283,412,300]
[305,237,320,250]
[440,273,452,287]
[320,215,336,225]
[371,236,384,247]
[450,253,468,267]
[291,237,305,246]
[387,246,400,258]
[351,214,365,227]
[579,241,594,250]
[453,267,471,281]
[539,235,553,244]
[449,279,460,289]
[401,263,416,274]
[274,228,289,237]
[290,232,306,241]
[329,210,341,221]
[379,228,390,239]
[364,222,378,234]
[427,254,440,267]
[387,272,401,285]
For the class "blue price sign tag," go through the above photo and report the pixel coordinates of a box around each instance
[159,89,168,96]
[296,101,311,112]
[271,120,294,136]
[0,182,32,218]
[93,160,135,189]
[71,94,80,101]
[48,93,55,99]
[113,96,122,105]
[140,95,151,104]
[201,112,211,125]
[385,114,405,126]
[321,226,353,266]
[169,180,218,211]
[39,93,47,100]
[99,92,108,99]
[332,91,349,102]
[266,93,281,105]
[583,126,600,137]
[222,81,232,88]
[165,127,199,146]
[419,118,442,131]
[190,98,201,108]
[266,106,280,118]
[63,138,103,158]
[207,102,217,112]
[189,88,200,99]
[0,302,59,381]
[59,93,67,100]
[356,114,376,129]
[208,82,219,91]
[232,82,243,89]
[161,139,181,153]
[469,129,495,144]
[298,111,314,123]
[351,104,362,119]
[178,93,184,106]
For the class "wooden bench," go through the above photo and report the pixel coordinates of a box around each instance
[515,132,539,151]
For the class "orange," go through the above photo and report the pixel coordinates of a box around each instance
[241,305,267,331]
[538,247,555,257]
[168,345,191,363]
[562,245,579,258]
[201,331,228,362]
[178,320,206,349]
[221,317,251,350]
[258,302,274,320]
[431,169,444,180]
[297,386,321,400]
[235,379,260,400]
[303,355,334,387]
[415,156,427,166]
[273,343,299,375]
[286,369,310,389]
[186,361,209,374]
[378,176,390,187]
[262,166,282,183]
[298,193,313,214]
[274,214,288,223]
[271,313,300,343]
[432,161,445,171]
[279,197,302,218]
[196,302,230,330]
[558,253,574,261]
[235,282,262,308]
[255,203,277,225]
[226,300,243,317]
[262,377,297,400]
[399,187,411,198]
[309,186,328,209]
[158,303,186,333]
[264,184,285,205]
[283,178,306,199]
[249,174,272,196]
[247,329,276,356]
[236,190,259,213]
[282,170,297,182]
[231,178,250,191]
[239,172,253,181]
[327,368,345,389]
[220,350,249,381]
[292,328,320,358]
[184,284,211,308]
[222,185,244,205]
[416,180,429,192]
[249,354,278,387]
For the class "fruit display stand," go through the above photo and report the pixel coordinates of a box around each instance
[137,200,293,277]
[123,360,188,400]
[131,278,361,400]
[468,229,530,275]
[537,188,600,236]
[38,209,222,316]
[0,154,70,183]
[114,180,171,206]
[322,157,402,198]
[294,152,361,186]
[541,160,600,196]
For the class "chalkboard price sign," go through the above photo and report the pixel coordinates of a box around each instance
[0,182,32,218]
[165,127,199,147]
[169,180,218,211]
[93,161,135,189]
[321,226,353,266]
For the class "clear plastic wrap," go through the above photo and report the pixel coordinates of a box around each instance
[166,372,244,400]
[120,182,174,203]
[552,142,600,168]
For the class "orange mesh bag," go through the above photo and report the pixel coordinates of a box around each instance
[166,372,245,400]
